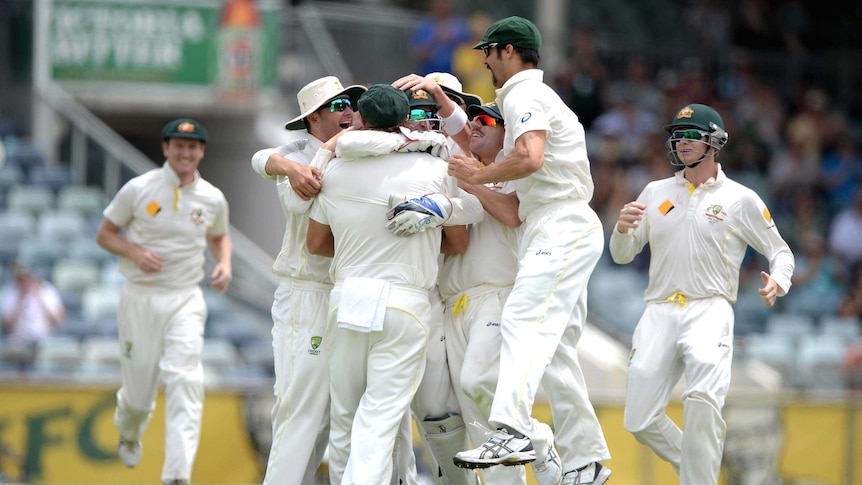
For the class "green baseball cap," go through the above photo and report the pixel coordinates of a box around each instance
[357,84,410,129]
[473,16,542,51]
[161,118,208,143]
[467,102,503,124]
[664,104,725,133]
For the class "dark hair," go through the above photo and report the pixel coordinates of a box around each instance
[493,44,540,67]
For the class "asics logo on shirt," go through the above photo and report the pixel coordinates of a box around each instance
[520,112,532,123]
[535,250,551,256]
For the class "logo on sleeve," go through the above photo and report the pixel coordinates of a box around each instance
[520,112,532,123]
[146,201,161,217]
[658,199,674,215]
[763,207,772,223]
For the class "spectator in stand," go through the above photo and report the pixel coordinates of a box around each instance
[782,231,845,319]
[820,133,862,216]
[452,11,496,103]
[0,261,65,345]
[553,26,609,130]
[828,188,862,270]
[409,0,470,76]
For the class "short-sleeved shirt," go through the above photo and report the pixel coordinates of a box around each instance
[103,162,229,288]
[310,151,459,291]
[496,69,594,221]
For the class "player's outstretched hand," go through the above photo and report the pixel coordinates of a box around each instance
[386,193,452,237]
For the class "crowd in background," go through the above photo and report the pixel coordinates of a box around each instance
[412,6,862,333]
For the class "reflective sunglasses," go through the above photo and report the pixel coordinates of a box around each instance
[481,43,500,57]
[328,98,352,112]
[474,114,501,127]
[671,129,709,140]
[409,109,436,122]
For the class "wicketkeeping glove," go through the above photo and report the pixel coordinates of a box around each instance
[386,193,453,237]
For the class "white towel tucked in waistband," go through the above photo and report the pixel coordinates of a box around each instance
[336,277,390,332]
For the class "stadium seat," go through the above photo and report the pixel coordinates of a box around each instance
[81,285,121,325]
[795,335,848,389]
[28,165,73,194]
[37,210,89,244]
[68,237,116,268]
[17,236,67,274]
[31,336,83,376]
[745,333,796,384]
[6,185,54,216]
[0,165,24,209]
[764,313,816,341]
[0,210,35,263]
[57,186,106,218]
[819,315,862,344]
[52,259,101,294]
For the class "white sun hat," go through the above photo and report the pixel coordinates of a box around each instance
[285,76,367,130]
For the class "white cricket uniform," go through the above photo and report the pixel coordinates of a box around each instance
[440,178,528,485]
[251,137,334,485]
[310,149,460,485]
[103,162,229,483]
[490,68,611,471]
[609,166,794,485]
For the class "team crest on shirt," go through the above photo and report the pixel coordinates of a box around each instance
[704,204,726,223]
[190,208,205,224]
[308,336,323,355]
[123,341,133,358]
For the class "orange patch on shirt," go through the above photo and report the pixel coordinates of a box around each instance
[763,207,772,223]
[146,201,161,217]
[659,199,674,215]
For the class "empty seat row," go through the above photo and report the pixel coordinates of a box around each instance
[0,184,106,216]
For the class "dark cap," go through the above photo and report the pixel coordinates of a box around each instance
[161,118,208,143]
[663,104,725,133]
[473,16,542,51]
[467,102,504,124]
[357,84,410,129]
[407,89,439,109]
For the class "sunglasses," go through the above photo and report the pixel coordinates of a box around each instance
[671,129,708,140]
[409,109,436,122]
[328,98,352,112]
[481,43,500,57]
[473,114,501,127]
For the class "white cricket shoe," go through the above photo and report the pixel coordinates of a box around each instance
[562,462,611,485]
[117,438,142,468]
[453,427,536,469]
[531,422,563,485]
[162,480,190,485]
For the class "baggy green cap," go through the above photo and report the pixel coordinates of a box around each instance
[161,118,208,143]
[473,16,541,51]
[357,84,410,129]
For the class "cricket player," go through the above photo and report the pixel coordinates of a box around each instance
[448,16,612,484]
[609,103,795,484]
[305,84,468,485]
[441,102,562,485]
[96,118,232,485]
[250,76,365,485]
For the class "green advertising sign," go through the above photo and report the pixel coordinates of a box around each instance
[49,0,278,97]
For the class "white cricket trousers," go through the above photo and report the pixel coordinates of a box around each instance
[263,278,332,485]
[489,199,611,470]
[445,285,526,485]
[328,283,430,485]
[114,283,206,483]
[624,297,733,485]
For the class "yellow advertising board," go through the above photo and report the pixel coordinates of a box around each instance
[0,384,262,484]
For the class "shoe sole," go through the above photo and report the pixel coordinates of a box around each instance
[453,453,536,469]
[593,467,612,485]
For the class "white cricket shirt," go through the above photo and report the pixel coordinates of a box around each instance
[608,166,795,303]
[496,69,594,221]
[103,162,229,288]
